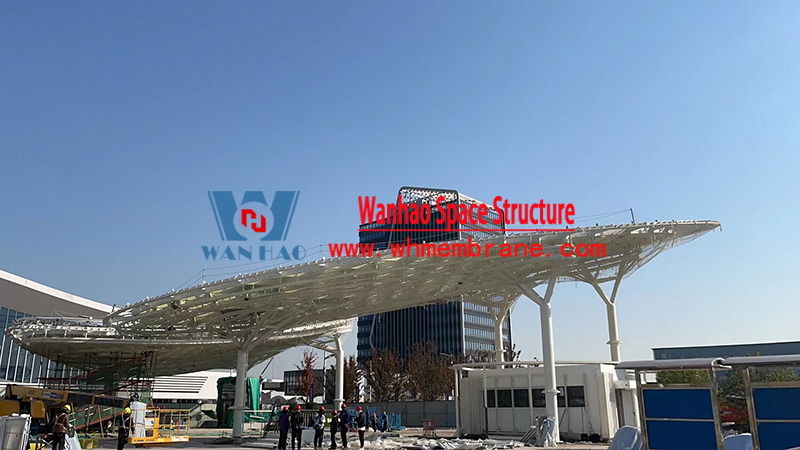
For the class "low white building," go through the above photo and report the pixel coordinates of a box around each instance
[150,370,230,403]
[455,362,640,441]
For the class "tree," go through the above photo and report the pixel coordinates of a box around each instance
[344,355,362,402]
[325,355,362,403]
[405,341,454,401]
[295,349,318,404]
[656,370,710,385]
[461,350,495,363]
[505,343,522,362]
[363,348,404,402]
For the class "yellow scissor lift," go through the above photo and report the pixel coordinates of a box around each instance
[129,407,190,447]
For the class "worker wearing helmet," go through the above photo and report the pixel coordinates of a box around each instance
[313,406,327,449]
[51,404,72,450]
[338,404,350,449]
[328,410,339,449]
[117,406,132,450]
[290,405,304,450]
[278,406,290,450]
[354,407,367,449]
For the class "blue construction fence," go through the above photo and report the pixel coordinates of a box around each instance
[356,401,455,428]
[622,356,800,450]
[641,387,719,449]
[341,407,403,430]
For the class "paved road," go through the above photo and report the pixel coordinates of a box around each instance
[92,429,608,450]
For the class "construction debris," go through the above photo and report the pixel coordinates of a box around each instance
[358,436,523,450]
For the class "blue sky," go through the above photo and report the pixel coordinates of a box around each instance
[2,1,799,378]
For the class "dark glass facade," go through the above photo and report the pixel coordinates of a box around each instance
[356,187,511,363]
[282,369,325,398]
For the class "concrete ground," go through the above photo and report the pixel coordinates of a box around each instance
[90,428,608,450]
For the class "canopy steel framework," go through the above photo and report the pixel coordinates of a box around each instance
[8,220,719,440]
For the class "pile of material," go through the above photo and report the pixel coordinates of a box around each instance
[361,436,523,450]
[519,417,556,448]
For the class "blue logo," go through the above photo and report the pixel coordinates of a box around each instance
[202,191,305,262]
[208,191,300,241]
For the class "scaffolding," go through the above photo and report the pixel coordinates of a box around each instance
[39,351,156,401]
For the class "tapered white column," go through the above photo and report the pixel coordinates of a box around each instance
[494,312,506,363]
[232,350,248,438]
[517,278,559,446]
[539,301,559,440]
[606,302,621,362]
[583,265,626,362]
[335,334,344,410]
[454,369,461,438]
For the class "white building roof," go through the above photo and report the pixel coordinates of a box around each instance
[0,268,112,317]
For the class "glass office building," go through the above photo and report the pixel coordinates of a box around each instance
[356,187,511,363]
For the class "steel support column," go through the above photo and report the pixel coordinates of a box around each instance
[539,300,559,440]
[581,263,628,363]
[232,349,249,438]
[454,368,461,438]
[606,302,621,362]
[517,278,559,445]
[494,309,507,363]
[335,334,344,410]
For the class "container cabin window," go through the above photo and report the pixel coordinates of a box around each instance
[567,386,586,407]
[485,389,496,408]
[513,389,529,408]
[496,389,512,408]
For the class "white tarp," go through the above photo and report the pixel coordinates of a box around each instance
[131,401,147,438]
[536,417,557,448]
[608,426,642,450]
[65,433,83,450]
[722,434,753,450]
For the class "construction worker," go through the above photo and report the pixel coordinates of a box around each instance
[290,405,304,450]
[354,407,367,449]
[313,407,326,449]
[369,413,378,432]
[51,404,71,450]
[380,412,388,432]
[338,404,350,449]
[278,406,290,450]
[117,407,132,450]
[329,410,339,449]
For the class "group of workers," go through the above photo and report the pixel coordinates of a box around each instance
[277,404,389,450]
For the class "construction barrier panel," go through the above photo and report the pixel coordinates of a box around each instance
[641,387,720,449]
[745,376,800,449]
